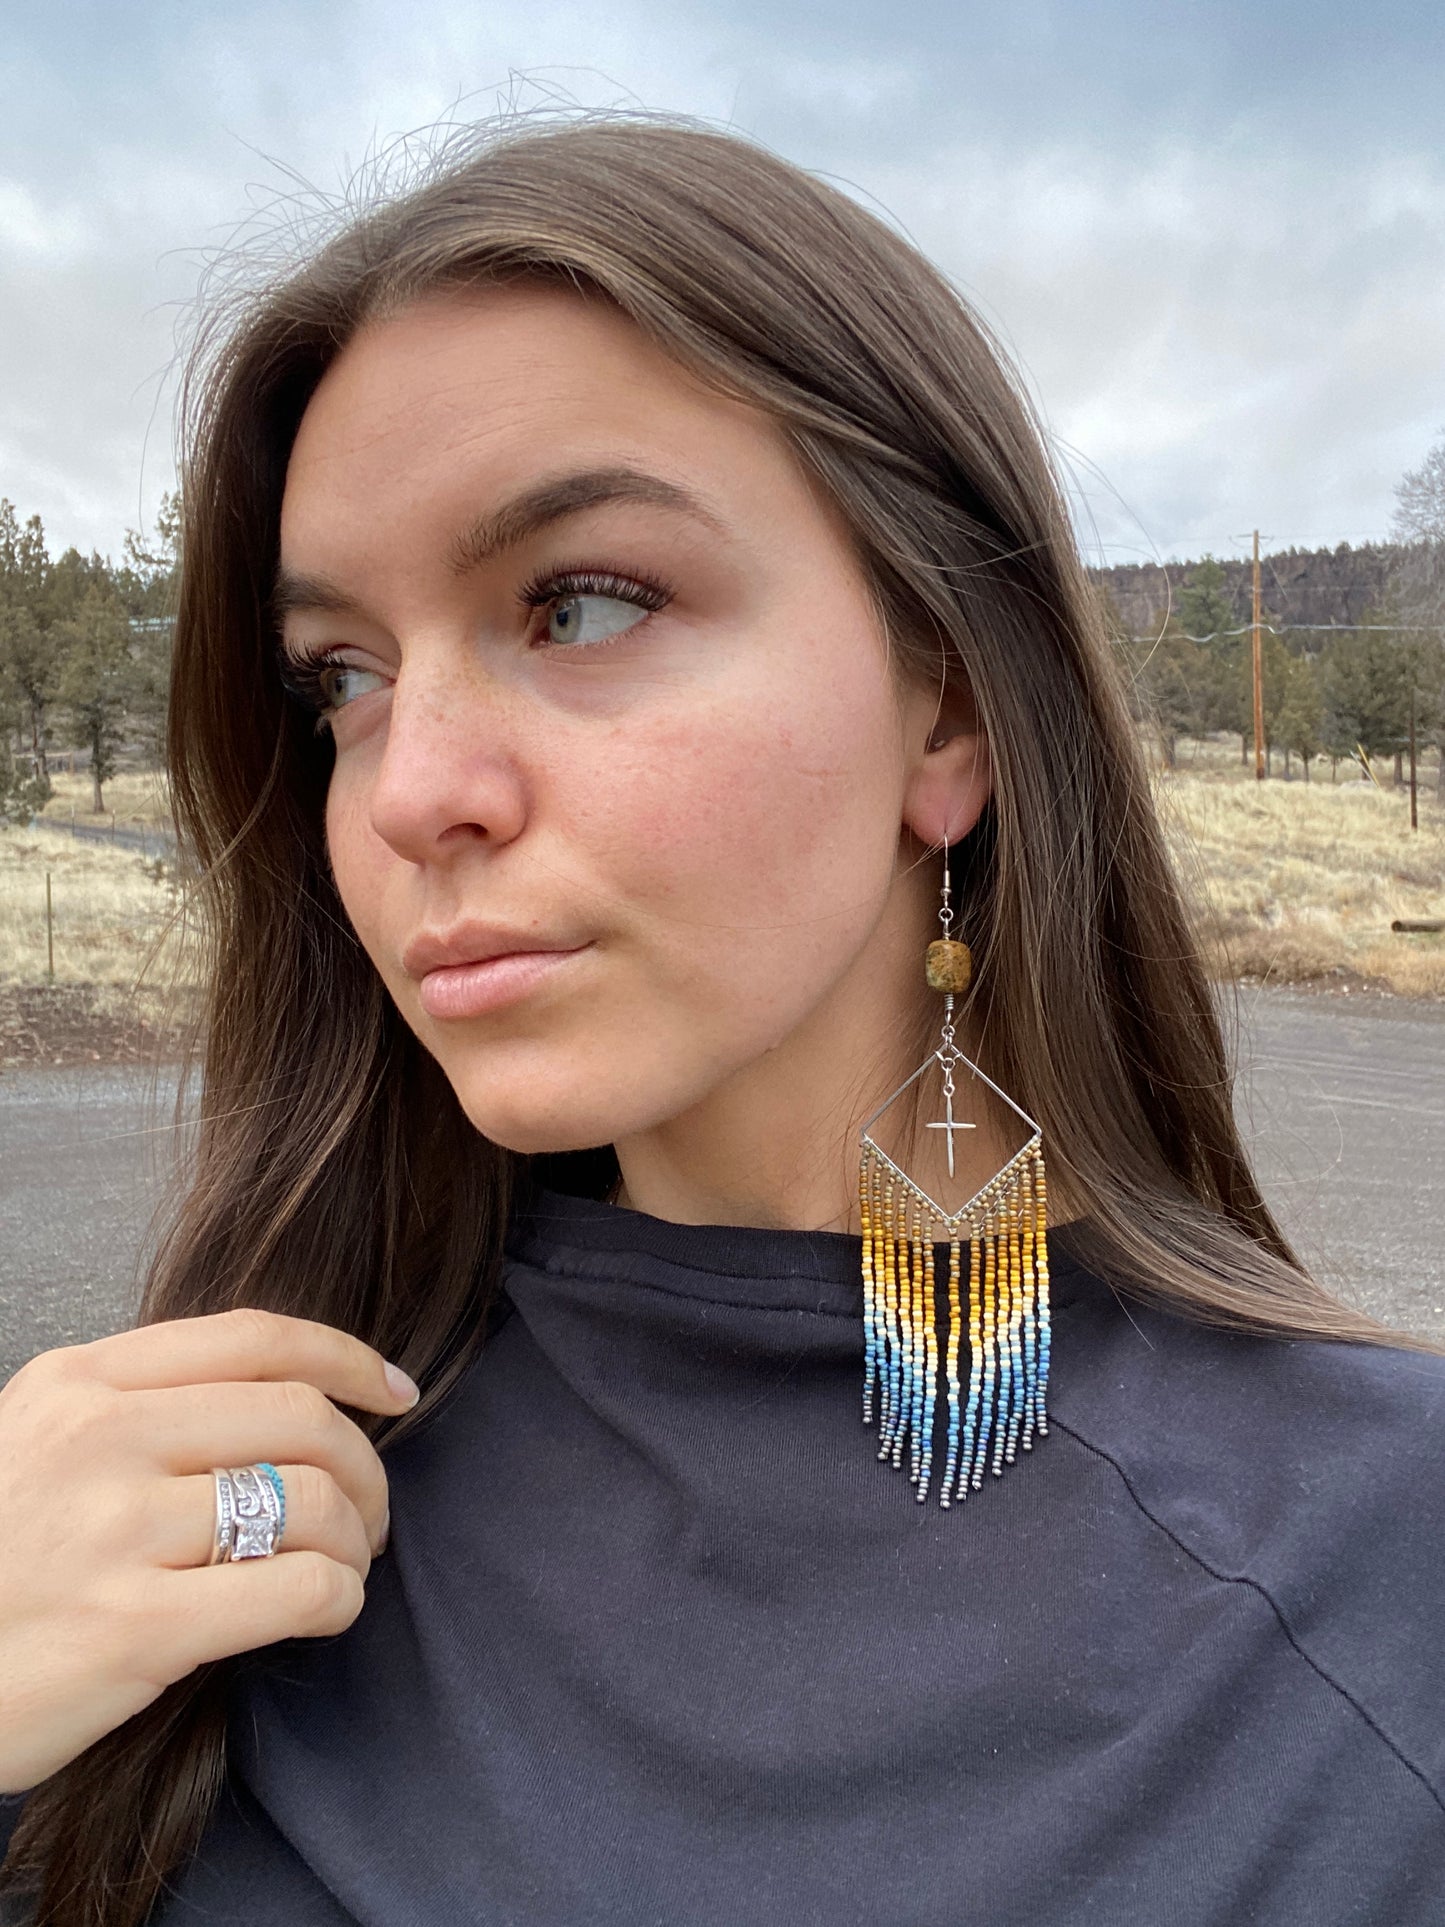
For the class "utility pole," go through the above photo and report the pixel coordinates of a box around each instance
[1251,530,1265,780]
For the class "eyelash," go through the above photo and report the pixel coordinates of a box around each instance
[518,561,674,624]
[278,563,676,723]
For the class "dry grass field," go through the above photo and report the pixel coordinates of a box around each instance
[0,822,197,1062]
[37,768,172,830]
[1153,737,1445,999]
[0,823,189,988]
[0,739,1440,1063]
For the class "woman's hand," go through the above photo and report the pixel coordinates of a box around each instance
[0,1307,419,1796]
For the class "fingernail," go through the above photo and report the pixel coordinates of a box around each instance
[378,1507,391,1555]
[384,1361,420,1406]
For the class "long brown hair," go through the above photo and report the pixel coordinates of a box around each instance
[6,104,1429,1924]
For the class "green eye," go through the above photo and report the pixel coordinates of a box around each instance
[546,592,653,647]
[521,565,673,649]
[317,662,386,709]
[278,650,387,725]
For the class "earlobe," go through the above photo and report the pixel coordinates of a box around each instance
[904,721,993,851]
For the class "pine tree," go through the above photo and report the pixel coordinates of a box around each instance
[56,585,134,813]
[0,499,58,794]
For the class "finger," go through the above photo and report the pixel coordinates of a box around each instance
[64,1308,419,1416]
[131,1380,389,1531]
[150,1465,378,1572]
[136,1552,372,1680]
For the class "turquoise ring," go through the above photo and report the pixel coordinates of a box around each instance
[254,1463,287,1543]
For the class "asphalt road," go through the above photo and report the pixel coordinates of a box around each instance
[0,982,1442,1386]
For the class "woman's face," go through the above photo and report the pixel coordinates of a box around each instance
[277,282,986,1188]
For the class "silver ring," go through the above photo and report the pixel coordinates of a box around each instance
[208,1464,285,1563]
[208,1467,236,1565]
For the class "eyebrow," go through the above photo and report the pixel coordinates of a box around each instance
[271,465,726,621]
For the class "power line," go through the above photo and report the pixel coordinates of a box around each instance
[1088,532,1402,556]
[1124,622,1441,643]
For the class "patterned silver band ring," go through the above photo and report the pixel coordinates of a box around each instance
[208,1466,236,1565]
[208,1463,285,1563]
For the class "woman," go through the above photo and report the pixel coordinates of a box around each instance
[2,110,1442,1926]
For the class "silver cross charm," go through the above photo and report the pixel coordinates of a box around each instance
[926,1085,975,1179]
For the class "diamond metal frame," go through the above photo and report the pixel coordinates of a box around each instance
[858,1046,1042,1236]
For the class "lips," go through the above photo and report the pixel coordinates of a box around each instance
[402,925,593,1022]
[401,924,584,979]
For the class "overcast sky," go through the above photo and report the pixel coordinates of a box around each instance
[3,0,1442,570]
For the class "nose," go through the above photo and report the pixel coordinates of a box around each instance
[363,653,529,865]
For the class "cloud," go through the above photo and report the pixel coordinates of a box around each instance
[0,178,97,263]
[847,137,1445,561]
[0,0,1440,569]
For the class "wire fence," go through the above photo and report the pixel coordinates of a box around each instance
[27,810,178,864]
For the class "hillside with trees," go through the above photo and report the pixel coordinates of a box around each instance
[1097,540,1444,788]
[1092,543,1406,640]
[1087,433,1445,791]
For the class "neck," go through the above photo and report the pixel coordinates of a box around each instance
[604,938,1066,1236]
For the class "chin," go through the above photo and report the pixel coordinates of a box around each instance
[422,1044,629,1158]
[429,1019,736,1161]
[461,1107,615,1160]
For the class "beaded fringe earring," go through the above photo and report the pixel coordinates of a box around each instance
[857,835,1051,1506]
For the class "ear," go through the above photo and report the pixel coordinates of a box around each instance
[900,676,992,849]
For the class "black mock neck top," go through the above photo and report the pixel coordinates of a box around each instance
[3,1184,1443,1924]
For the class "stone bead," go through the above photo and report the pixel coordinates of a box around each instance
[925,938,972,992]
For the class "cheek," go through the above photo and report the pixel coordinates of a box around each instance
[593,656,903,987]
[323,765,386,945]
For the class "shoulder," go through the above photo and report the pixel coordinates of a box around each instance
[1054,1279,1445,1530]
[1053,1277,1445,1800]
